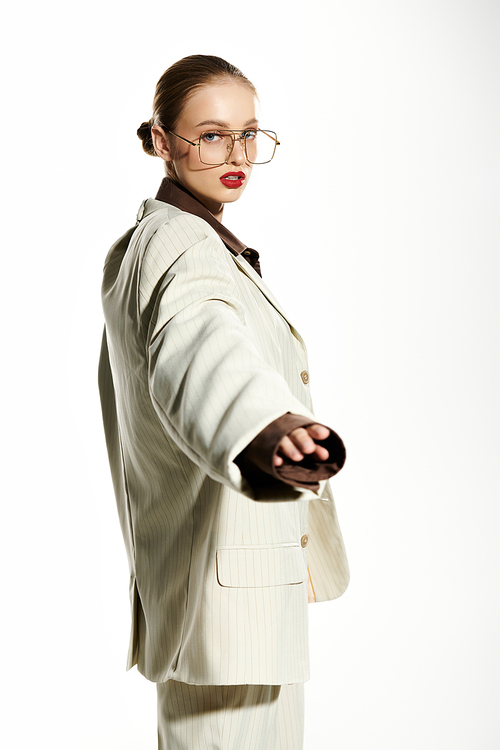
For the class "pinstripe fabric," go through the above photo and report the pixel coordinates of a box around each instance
[157,681,304,750]
[99,198,349,686]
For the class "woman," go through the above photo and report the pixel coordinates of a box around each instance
[99,55,349,750]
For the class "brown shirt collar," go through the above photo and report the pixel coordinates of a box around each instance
[155,178,261,276]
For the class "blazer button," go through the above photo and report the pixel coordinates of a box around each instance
[300,534,309,548]
[300,370,310,385]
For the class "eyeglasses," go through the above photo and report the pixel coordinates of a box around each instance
[166,128,280,166]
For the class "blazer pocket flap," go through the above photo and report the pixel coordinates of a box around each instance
[216,544,306,588]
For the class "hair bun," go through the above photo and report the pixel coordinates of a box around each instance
[137,120,157,156]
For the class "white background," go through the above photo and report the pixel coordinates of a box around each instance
[2,1,499,748]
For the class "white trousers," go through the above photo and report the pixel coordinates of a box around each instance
[157,681,305,750]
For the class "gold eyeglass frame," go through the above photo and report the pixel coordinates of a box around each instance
[166,128,280,166]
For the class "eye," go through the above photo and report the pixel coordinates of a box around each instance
[243,129,258,141]
[201,131,223,144]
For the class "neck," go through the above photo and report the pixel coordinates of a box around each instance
[192,192,224,222]
[212,203,224,222]
[177,183,224,221]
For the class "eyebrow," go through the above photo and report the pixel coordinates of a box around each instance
[195,118,259,128]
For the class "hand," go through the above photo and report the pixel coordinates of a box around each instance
[273,424,331,467]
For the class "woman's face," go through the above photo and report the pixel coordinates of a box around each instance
[154,81,258,218]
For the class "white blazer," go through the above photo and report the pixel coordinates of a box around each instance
[99,198,349,685]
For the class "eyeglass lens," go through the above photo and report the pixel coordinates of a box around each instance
[199,130,277,165]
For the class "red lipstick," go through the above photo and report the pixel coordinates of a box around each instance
[220,171,246,188]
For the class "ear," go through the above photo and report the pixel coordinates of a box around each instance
[151,125,174,162]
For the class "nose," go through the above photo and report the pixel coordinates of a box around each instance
[227,136,247,166]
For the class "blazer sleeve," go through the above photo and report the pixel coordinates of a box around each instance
[140,216,321,497]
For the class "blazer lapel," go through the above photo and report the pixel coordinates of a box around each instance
[150,180,307,349]
[230,252,307,348]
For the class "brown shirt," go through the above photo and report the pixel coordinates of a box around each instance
[154,178,346,491]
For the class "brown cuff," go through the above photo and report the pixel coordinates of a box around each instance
[234,413,346,493]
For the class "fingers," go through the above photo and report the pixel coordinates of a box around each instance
[305,424,330,441]
[273,424,331,466]
[277,434,305,463]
